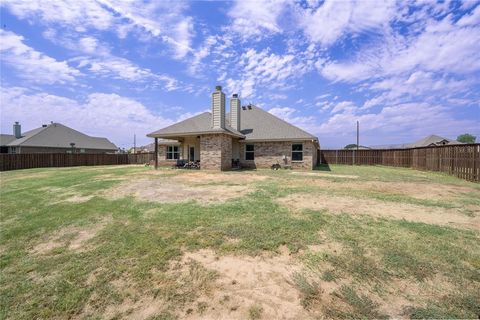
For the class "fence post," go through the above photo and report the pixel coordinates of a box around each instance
[335,150,338,164]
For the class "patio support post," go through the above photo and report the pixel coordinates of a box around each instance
[154,137,158,169]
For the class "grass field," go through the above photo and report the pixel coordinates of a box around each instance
[1,165,479,319]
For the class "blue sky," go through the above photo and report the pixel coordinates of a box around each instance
[1,0,479,148]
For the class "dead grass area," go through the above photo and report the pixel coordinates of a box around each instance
[30,220,109,255]
[278,193,480,230]
[172,171,268,185]
[172,247,311,320]
[40,186,94,204]
[290,172,359,179]
[299,179,478,201]
[105,178,252,205]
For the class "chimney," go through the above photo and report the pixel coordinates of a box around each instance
[211,85,225,129]
[230,93,241,131]
[13,122,21,139]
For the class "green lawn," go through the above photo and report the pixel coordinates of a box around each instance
[1,165,479,319]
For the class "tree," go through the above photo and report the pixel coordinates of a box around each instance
[457,133,476,144]
[344,144,357,149]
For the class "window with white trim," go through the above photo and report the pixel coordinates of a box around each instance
[10,147,17,154]
[166,145,180,160]
[292,144,303,161]
[245,144,254,160]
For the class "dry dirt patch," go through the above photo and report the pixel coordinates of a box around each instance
[174,248,311,320]
[172,171,268,185]
[31,220,109,255]
[278,193,480,230]
[105,178,252,205]
[300,179,479,201]
[291,172,359,179]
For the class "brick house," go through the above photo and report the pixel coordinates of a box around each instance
[147,86,320,170]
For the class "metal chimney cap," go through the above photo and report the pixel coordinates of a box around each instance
[14,121,19,125]
[215,85,222,91]
[232,93,238,98]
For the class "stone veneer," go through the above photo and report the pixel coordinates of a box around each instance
[239,141,317,170]
[200,134,232,170]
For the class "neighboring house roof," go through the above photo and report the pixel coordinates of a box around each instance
[138,139,180,152]
[5,123,117,150]
[409,134,461,147]
[344,145,371,150]
[148,105,318,142]
[371,135,463,149]
[147,112,244,138]
[0,134,16,146]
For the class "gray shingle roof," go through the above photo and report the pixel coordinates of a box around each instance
[147,112,244,138]
[229,106,317,141]
[370,134,463,149]
[5,123,117,150]
[148,106,318,142]
[0,134,16,146]
[409,135,461,147]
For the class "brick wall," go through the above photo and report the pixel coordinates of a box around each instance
[200,134,232,170]
[239,141,316,170]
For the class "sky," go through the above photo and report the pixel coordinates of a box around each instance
[1,0,479,149]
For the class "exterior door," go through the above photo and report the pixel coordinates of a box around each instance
[189,146,195,161]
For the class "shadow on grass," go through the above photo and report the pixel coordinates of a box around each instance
[314,163,332,171]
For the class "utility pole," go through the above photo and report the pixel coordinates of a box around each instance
[133,133,136,154]
[356,121,359,151]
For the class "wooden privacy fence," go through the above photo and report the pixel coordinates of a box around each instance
[320,144,480,182]
[0,153,156,171]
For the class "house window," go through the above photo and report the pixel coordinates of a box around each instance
[292,144,303,161]
[80,149,85,153]
[10,147,17,154]
[166,145,180,160]
[245,144,254,160]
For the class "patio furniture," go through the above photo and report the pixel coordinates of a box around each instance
[172,159,187,169]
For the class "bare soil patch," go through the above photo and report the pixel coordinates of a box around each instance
[278,193,480,230]
[31,220,109,255]
[175,248,311,320]
[172,171,268,185]
[291,172,359,179]
[301,179,478,201]
[105,178,251,205]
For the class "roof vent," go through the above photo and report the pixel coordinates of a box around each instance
[247,104,252,110]
[232,93,238,98]
[42,124,47,127]
[242,106,246,110]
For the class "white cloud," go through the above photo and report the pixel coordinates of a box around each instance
[225,48,311,98]
[331,101,357,114]
[316,102,479,147]
[227,0,291,40]
[299,0,396,46]
[72,56,179,90]
[319,12,480,83]
[2,0,194,59]
[0,30,80,84]
[0,87,175,147]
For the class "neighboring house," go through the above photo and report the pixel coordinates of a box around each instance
[0,122,118,154]
[147,86,320,170]
[371,135,463,149]
[136,139,179,153]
